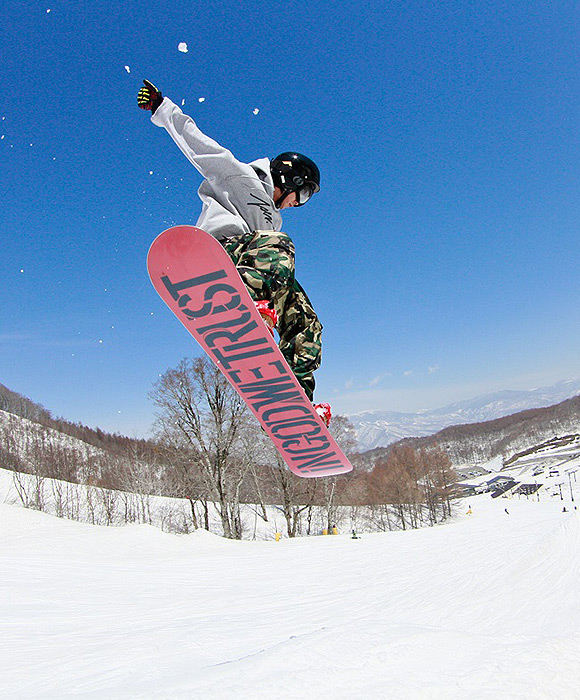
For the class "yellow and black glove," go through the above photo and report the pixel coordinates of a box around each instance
[137,80,163,114]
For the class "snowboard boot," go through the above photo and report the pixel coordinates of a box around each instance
[254,300,278,336]
[314,402,332,427]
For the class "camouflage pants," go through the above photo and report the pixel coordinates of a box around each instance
[222,230,322,400]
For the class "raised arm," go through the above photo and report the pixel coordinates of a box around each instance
[138,80,251,182]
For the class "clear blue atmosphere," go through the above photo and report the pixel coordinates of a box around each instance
[1,0,579,437]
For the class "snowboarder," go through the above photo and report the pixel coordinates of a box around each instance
[138,80,331,426]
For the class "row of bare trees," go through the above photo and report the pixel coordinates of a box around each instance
[1,357,458,537]
[364,444,455,529]
[148,357,456,535]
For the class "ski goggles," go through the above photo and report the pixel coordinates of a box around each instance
[295,182,319,206]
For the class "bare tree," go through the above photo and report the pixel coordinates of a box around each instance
[263,452,319,537]
[150,357,259,539]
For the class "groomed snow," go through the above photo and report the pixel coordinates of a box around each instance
[1,495,579,698]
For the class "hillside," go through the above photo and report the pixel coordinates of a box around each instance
[350,379,580,450]
[359,394,580,471]
[0,409,172,520]
[0,382,166,503]
[4,379,580,543]
[0,382,157,460]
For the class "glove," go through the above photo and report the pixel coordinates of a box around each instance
[137,80,163,114]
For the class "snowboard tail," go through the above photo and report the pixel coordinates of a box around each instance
[147,226,353,478]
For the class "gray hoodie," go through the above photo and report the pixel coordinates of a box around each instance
[152,98,283,241]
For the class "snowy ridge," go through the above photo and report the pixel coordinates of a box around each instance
[351,379,580,450]
[0,408,107,463]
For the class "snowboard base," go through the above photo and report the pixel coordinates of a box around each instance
[147,226,353,478]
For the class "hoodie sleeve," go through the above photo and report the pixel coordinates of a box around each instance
[151,97,250,182]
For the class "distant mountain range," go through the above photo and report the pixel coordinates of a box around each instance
[349,379,580,451]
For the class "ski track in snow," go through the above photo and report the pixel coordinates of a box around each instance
[1,496,580,698]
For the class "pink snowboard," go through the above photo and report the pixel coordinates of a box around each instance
[147,226,353,478]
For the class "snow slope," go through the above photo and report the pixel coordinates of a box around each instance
[1,495,579,698]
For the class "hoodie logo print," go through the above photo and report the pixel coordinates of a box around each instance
[248,192,274,225]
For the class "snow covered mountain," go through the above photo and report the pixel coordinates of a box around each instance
[350,379,580,451]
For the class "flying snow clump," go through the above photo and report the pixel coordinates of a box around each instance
[178,42,188,53]
[124,66,131,74]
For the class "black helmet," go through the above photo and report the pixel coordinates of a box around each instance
[270,152,320,208]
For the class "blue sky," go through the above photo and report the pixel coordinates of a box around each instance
[1,0,579,436]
